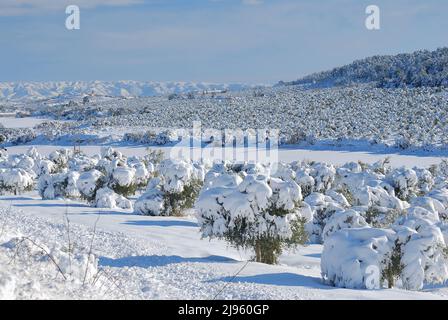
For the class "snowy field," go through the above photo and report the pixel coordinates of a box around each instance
[1,193,447,300]
[1,83,448,300]
[4,144,445,169]
[0,146,448,299]
[0,117,49,129]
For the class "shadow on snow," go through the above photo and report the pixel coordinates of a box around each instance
[122,220,198,228]
[210,272,331,289]
[99,254,235,268]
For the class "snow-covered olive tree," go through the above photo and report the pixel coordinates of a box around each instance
[321,206,448,290]
[196,172,308,264]
[38,171,80,200]
[0,168,34,195]
[134,159,204,216]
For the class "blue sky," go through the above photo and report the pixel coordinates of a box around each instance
[1,0,447,83]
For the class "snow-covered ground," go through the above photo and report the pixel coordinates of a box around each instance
[0,117,49,129]
[1,192,447,300]
[2,83,448,300]
[4,144,445,168]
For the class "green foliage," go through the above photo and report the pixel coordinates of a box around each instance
[162,179,203,216]
[112,182,138,198]
[337,185,354,206]
[80,178,105,203]
[381,240,404,288]
[364,207,403,228]
[0,181,34,195]
[223,205,308,265]
[145,148,164,165]
[253,237,283,265]
[284,216,309,248]
[373,157,391,175]
[51,150,69,173]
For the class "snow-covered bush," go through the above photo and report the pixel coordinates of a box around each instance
[291,161,337,198]
[97,147,153,198]
[387,167,419,201]
[38,171,80,200]
[110,166,137,197]
[134,159,204,216]
[100,146,123,161]
[155,130,178,145]
[0,168,34,195]
[133,178,165,215]
[196,173,308,264]
[304,192,347,243]
[294,168,315,198]
[95,187,132,209]
[426,189,448,221]
[399,226,447,290]
[144,148,164,166]
[393,212,448,290]
[321,227,396,289]
[363,206,404,229]
[14,155,35,173]
[76,169,105,203]
[322,209,368,242]
[26,147,41,161]
[127,156,153,188]
[311,163,336,193]
[37,159,57,176]
[433,160,448,188]
[414,168,435,194]
[48,149,71,172]
[68,153,98,172]
[322,211,448,290]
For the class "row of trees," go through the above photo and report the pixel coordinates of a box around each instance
[2,147,448,290]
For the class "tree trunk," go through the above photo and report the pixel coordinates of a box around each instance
[255,241,262,263]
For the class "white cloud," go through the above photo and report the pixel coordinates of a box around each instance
[0,0,143,16]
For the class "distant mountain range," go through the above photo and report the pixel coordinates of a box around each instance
[279,47,448,89]
[0,81,256,101]
[3,47,447,102]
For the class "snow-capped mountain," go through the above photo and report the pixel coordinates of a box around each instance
[0,81,256,101]
[279,47,448,89]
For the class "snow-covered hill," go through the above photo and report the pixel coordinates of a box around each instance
[0,81,255,101]
[280,47,448,88]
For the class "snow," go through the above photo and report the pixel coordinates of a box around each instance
[0,144,447,299]
[112,167,136,187]
[321,209,369,242]
[0,81,255,101]
[95,187,132,210]
[133,186,165,216]
[321,227,396,289]
[0,194,447,299]
[2,47,448,300]
[0,271,16,300]
[4,144,446,169]
[77,170,103,200]
[0,168,34,193]
[0,117,48,129]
